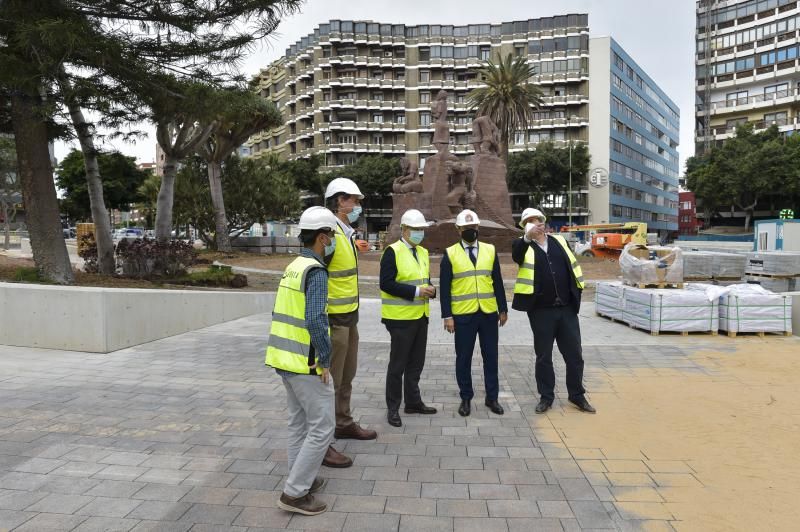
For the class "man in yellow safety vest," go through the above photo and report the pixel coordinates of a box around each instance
[379,209,438,427]
[440,209,508,417]
[511,207,595,415]
[265,206,339,516]
[323,178,377,456]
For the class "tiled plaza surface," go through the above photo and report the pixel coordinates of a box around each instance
[0,299,793,531]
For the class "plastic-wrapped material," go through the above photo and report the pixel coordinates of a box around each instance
[620,244,684,285]
[744,276,798,294]
[745,251,800,276]
[712,252,746,279]
[595,281,625,320]
[683,251,714,280]
[622,286,719,333]
[719,284,792,334]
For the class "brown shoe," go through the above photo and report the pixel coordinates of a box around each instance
[334,423,377,441]
[278,492,326,515]
[309,477,327,494]
[322,445,353,468]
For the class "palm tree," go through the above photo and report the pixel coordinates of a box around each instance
[467,54,543,162]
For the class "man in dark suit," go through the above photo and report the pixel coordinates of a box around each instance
[379,209,438,428]
[511,208,595,415]
[440,209,508,417]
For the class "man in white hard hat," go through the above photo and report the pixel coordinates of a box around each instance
[379,209,437,427]
[440,209,508,417]
[512,208,594,415]
[322,177,378,453]
[266,206,339,515]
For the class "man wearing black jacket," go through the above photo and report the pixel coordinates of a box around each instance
[512,208,595,415]
[379,209,438,427]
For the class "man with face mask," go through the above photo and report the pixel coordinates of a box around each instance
[266,206,339,515]
[440,209,508,417]
[512,208,594,415]
[379,209,437,427]
[321,178,376,469]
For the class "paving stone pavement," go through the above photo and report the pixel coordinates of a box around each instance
[0,298,793,531]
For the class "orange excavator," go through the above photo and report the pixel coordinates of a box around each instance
[560,222,648,260]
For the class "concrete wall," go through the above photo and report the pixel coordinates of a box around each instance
[0,283,274,353]
[588,36,611,225]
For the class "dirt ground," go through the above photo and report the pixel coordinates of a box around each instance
[1,250,619,297]
[547,341,800,532]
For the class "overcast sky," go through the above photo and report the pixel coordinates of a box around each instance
[55,0,696,172]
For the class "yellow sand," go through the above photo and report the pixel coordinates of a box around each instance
[545,341,800,531]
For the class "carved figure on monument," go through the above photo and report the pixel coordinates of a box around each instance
[392,157,423,193]
[431,90,451,156]
[445,159,476,214]
[471,115,500,156]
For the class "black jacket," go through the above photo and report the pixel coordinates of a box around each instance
[511,236,582,314]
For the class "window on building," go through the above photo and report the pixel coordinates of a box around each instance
[420,92,431,104]
[419,47,430,61]
[514,45,525,57]
[764,82,789,97]
[372,113,384,123]
[420,112,431,126]
[396,114,405,124]
[481,46,491,60]
[372,92,384,101]
[420,70,430,82]
[764,111,788,124]
[443,71,454,80]
[373,134,383,145]
[338,134,356,144]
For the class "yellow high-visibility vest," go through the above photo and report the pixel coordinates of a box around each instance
[265,256,326,375]
[446,242,499,315]
[380,240,430,320]
[514,234,585,295]
[327,224,359,314]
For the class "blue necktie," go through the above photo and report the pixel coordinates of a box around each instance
[468,246,477,266]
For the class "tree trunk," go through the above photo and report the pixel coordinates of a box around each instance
[500,130,510,163]
[155,155,178,241]
[207,161,231,252]
[65,99,115,274]
[2,201,9,250]
[10,91,74,284]
[744,210,752,233]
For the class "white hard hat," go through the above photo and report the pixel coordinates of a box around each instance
[324,177,364,200]
[298,206,339,231]
[400,209,432,228]
[519,207,546,228]
[455,209,480,227]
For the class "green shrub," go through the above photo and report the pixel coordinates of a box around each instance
[13,267,43,283]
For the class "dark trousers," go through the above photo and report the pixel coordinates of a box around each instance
[528,306,585,402]
[454,311,499,401]
[385,318,428,412]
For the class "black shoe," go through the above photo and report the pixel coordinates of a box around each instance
[535,399,553,414]
[569,397,596,414]
[485,399,504,415]
[458,399,471,417]
[387,410,402,427]
[405,403,438,415]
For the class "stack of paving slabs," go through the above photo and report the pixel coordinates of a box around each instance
[683,251,746,281]
[621,285,719,335]
[717,283,793,336]
[594,281,625,321]
[745,251,800,292]
[620,244,684,287]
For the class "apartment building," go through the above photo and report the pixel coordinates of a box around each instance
[696,0,800,151]
[248,16,679,234]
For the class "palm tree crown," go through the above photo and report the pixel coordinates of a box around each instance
[467,54,543,162]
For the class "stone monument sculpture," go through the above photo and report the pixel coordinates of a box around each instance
[388,95,518,251]
[392,157,423,193]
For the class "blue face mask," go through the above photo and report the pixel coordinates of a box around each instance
[347,206,362,223]
[408,230,425,245]
[324,236,337,258]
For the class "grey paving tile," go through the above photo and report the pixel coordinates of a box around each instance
[487,500,541,518]
[437,499,488,518]
[180,487,240,505]
[537,500,574,519]
[384,496,437,516]
[0,489,48,510]
[287,510,347,530]
[343,512,400,531]
[76,496,142,518]
[372,480,420,497]
[506,517,563,532]
[126,501,192,521]
[85,480,147,499]
[134,484,193,502]
[399,515,453,532]
[453,517,509,532]
[0,509,35,530]
[25,492,94,514]
[423,482,470,499]
[569,500,616,528]
[179,503,243,525]
[129,520,192,532]
[331,494,386,513]
[14,512,89,531]
[227,474,281,491]
[468,484,518,500]
[72,516,140,531]
[231,506,291,528]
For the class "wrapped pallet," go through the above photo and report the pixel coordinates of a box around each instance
[718,284,793,335]
[712,252,746,279]
[622,286,719,334]
[683,251,714,280]
[595,281,625,321]
[620,244,684,286]
[745,251,800,276]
